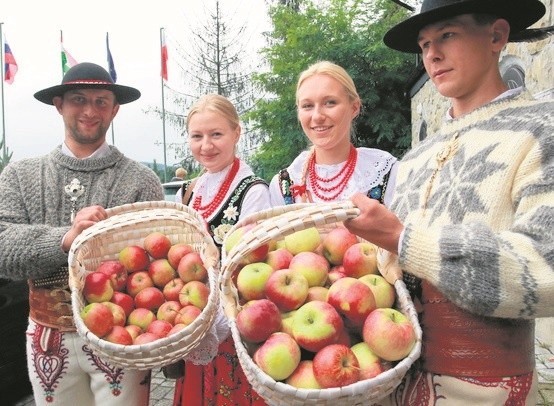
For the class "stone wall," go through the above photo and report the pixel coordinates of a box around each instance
[408,0,554,346]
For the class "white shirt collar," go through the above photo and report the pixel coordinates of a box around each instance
[446,87,524,120]
[61,141,111,159]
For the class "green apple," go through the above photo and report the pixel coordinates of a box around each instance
[351,341,386,380]
[289,251,329,287]
[253,332,301,381]
[236,262,274,301]
[284,227,321,255]
[224,224,269,265]
[358,274,396,309]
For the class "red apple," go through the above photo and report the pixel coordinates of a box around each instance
[134,286,166,312]
[110,291,135,318]
[156,300,182,324]
[265,248,294,271]
[292,300,344,353]
[351,342,386,380]
[224,224,269,265]
[101,301,127,327]
[358,274,396,309]
[312,344,360,388]
[179,280,210,310]
[167,243,195,269]
[118,245,150,273]
[253,332,301,381]
[80,302,114,338]
[174,305,202,326]
[285,360,322,389]
[236,262,273,301]
[148,258,177,288]
[168,323,187,336]
[83,272,114,303]
[163,277,185,301]
[327,265,347,284]
[146,319,173,338]
[327,277,376,329]
[321,227,358,265]
[288,251,329,288]
[134,332,159,344]
[362,308,416,362]
[264,268,309,312]
[127,307,157,331]
[236,299,282,343]
[96,260,127,291]
[126,271,154,297]
[104,325,134,345]
[306,286,329,302]
[143,231,172,259]
[177,252,208,283]
[125,324,143,341]
[342,242,378,278]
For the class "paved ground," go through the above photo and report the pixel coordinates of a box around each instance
[13,337,554,406]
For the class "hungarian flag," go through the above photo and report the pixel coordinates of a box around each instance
[106,32,117,82]
[3,40,18,84]
[161,29,168,81]
[61,32,77,74]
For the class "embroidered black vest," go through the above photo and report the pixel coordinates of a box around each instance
[182,175,267,246]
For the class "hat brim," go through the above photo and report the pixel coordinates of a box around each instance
[34,83,141,105]
[384,0,546,53]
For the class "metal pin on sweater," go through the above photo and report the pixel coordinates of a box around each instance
[64,178,85,223]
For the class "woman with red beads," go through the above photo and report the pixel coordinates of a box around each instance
[269,61,398,207]
[172,93,271,406]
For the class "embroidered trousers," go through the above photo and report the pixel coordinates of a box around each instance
[26,319,151,406]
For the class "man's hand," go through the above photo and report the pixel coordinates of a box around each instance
[344,193,404,254]
[62,205,108,252]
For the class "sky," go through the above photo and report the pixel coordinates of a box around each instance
[1,0,269,169]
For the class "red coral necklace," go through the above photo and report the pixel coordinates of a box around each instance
[308,145,357,201]
[192,157,240,219]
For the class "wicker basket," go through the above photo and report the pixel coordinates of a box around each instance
[219,201,422,406]
[68,201,219,370]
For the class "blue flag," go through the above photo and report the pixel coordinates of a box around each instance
[106,33,117,82]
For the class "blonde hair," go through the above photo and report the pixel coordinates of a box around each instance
[186,94,240,132]
[296,61,361,106]
[175,167,187,178]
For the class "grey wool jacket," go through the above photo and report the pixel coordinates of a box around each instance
[0,145,164,281]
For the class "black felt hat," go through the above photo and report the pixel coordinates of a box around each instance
[34,62,141,105]
[384,0,546,53]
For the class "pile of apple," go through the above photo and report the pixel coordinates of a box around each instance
[225,225,416,389]
[79,231,210,346]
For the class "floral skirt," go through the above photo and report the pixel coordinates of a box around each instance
[173,336,266,406]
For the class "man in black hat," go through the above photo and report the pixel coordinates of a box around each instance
[0,62,163,405]
[344,0,553,404]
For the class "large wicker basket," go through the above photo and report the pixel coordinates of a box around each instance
[220,201,422,406]
[68,201,219,370]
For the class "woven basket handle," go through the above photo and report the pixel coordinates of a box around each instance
[104,200,189,217]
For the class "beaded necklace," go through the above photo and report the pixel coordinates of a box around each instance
[192,157,240,219]
[293,145,357,202]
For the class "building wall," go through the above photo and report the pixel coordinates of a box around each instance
[408,0,553,346]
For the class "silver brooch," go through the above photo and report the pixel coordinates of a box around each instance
[64,178,85,223]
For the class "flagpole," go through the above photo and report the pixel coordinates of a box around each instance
[1,22,7,157]
[160,27,167,182]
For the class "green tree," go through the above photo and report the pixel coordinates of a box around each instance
[249,0,414,180]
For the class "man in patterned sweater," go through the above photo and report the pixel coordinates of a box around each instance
[345,0,553,404]
[0,62,163,405]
